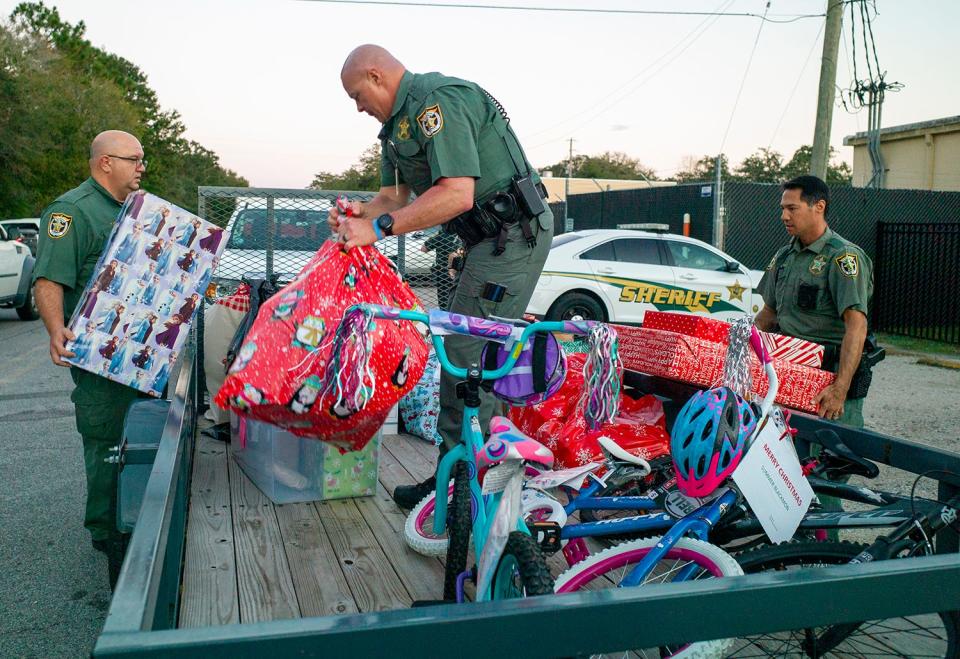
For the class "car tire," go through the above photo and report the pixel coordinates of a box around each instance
[546,292,606,322]
[16,282,39,321]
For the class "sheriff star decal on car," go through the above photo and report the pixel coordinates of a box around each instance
[726,280,746,301]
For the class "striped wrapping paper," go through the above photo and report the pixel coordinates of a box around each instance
[642,311,824,369]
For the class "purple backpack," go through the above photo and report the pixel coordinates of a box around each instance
[480,333,567,406]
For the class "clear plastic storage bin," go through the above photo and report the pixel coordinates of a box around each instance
[231,413,381,504]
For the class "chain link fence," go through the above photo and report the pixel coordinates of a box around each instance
[197,187,463,310]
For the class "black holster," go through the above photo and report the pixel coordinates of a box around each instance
[821,334,886,400]
[442,181,546,255]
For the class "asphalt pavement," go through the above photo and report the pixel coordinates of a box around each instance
[0,310,110,659]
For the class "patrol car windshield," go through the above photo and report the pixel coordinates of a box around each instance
[550,234,584,249]
[227,209,330,251]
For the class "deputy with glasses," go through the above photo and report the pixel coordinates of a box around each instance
[330,45,554,510]
[33,129,149,588]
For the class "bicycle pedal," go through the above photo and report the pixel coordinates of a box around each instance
[529,521,562,554]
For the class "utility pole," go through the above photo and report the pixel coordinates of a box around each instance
[810,0,844,179]
[564,138,574,231]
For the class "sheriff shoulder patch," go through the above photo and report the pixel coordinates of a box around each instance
[396,116,411,141]
[835,252,859,278]
[48,212,73,239]
[417,104,444,137]
[765,254,777,271]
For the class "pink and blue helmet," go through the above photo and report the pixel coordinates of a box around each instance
[670,386,758,497]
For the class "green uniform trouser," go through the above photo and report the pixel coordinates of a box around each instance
[437,211,554,453]
[70,367,145,542]
[818,396,865,540]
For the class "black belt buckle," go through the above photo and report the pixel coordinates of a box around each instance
[529,521,562,554]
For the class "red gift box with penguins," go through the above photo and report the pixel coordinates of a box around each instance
[64,190,228,396]
[214,240,428,451]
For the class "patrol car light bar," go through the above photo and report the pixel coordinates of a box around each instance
[617,223,670,233]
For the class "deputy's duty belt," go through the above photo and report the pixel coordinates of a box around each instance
[443,182,549,254]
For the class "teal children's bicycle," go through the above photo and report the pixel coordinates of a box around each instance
[324,302,620,602]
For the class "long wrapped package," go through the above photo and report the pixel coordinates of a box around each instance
[215,241,428,451]
[65,190,228,395]
[642,311,824,368]
[616,325,834,414]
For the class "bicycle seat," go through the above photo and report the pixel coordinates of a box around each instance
[597,435,652,474]
[808,429,880,479]
[479,417,554,470]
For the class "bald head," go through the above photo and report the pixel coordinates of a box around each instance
[341,45,404,79]
[341,45,407,123]
[89,130,145,201]
[90,130,141,161]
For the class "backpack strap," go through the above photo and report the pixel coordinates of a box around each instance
[532,333,548,394]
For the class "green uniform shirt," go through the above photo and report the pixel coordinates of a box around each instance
[758,227,873,346]
[33,177,122,322]
[379,71,538,200]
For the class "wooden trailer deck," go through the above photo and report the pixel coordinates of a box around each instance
[177,431,950,657]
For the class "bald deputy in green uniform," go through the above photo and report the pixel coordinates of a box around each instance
[330,45,554,509]
[755,175,874,428]
[34,129,149,586]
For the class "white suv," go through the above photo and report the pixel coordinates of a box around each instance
[525,229,766,324]
[0,223,38,320]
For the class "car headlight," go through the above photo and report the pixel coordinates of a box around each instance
[212,277,242,300]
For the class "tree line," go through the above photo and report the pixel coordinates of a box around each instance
[0,2,247,218]
[310,144,852,193]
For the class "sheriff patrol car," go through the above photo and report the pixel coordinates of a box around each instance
[525,230,765,324]
[0,221,38,320]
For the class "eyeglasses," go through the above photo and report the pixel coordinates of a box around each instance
[108,154,149,170]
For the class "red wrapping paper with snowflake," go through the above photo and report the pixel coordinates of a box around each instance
[214,241,428,451]
[509,354,670,469]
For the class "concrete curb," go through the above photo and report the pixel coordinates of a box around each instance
[916,356,960,371]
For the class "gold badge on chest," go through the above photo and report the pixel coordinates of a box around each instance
[396,116,411,141]
[809,254,827,275]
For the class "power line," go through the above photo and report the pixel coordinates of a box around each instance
[523,0,735,147]
[299,0,823,22]
[719,0,770,154]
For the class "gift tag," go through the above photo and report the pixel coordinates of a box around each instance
[527,462,600,492]
[733,415,813,544]
[482,462,523,495]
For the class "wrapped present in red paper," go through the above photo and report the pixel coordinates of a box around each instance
[509,353,669,467]
[618,327,834,414]
[641,311,730,344]
[214,241,428,451]
[635,311,825,369]
[759,332,824,368]
[549,400,670,469]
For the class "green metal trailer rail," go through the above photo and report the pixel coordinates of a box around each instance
[93,343,960,657]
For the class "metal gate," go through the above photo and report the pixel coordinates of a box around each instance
[874,222,960,344]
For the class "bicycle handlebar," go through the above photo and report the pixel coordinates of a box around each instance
[345,303,602,382]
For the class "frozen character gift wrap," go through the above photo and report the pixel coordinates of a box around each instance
[64,190,230,396]
[215,240,429,452]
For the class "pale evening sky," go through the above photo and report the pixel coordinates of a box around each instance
[4,0,958,188]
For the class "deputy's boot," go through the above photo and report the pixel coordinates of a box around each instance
[392,476,437,510]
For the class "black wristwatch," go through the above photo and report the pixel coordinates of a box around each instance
[375,213,395,237]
